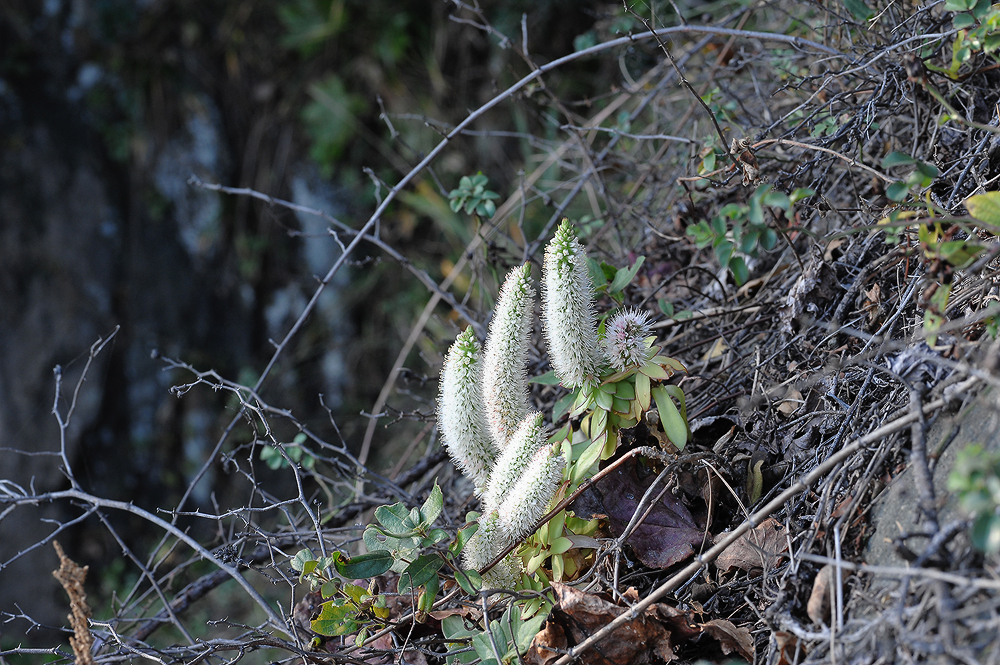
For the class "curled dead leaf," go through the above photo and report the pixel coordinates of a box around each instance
[702,619,754,661]
[807,564,842,626]
[527,619,567,665]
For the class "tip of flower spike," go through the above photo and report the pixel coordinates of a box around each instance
[603,308,655,371]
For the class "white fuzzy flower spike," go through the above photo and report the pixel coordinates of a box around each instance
[542,220,603,389]
[462,511,522,589]
[438,327,495,494]
[603,308,655,370]
[483,555,523,590]
[483,264,535,449]
[462,510,502,572]
[497,443,566,544]
[483,412,547,514]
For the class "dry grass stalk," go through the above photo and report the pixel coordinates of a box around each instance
[52,541,95,665]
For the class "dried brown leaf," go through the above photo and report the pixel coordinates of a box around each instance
[807,564,838,626]
[546,582,673,664]
[702,619,754,661]
[715,517,787,573]
[526,620,567,665]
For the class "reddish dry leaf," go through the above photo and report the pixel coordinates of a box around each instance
[530,583,757,664]
[596,456,703,569]
[715,517,787,573]
[533,582,673,665]
[526,619,567,665]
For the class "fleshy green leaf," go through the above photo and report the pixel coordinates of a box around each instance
[886,181,910,201]
[729,256,749,286]
[638,362,669,380]
[614,381,636,400]
[333,550,395,580]
[635,372,651,410]
[456,568,483,594]
[651,386,688,450]
[528,370,562,385]
[608,256,645,294]
[882,151,917,168]
[594,388,614,410]
[575,438,605,480]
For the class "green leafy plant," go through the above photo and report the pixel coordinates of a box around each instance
[948,444,1000,553]
[295,220,687,658]
[301,74,368,174]
[442,602,545,665]
[882,152,939,202]
[296,482,483,640]
[877,191,999,341]
[687,184,814,285]
[930,0,1000,70]
[449,173,500,218]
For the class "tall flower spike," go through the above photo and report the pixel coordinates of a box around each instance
[483,412,547,514]
[497,443,566,545]
[438,327,495,494]
[483,264,534,449]
[461,511,522,589]
[602,308,655,371]
[542,220,603,389]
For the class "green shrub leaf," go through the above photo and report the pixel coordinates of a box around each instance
[332,550,394,580]
[966,192,1000,226]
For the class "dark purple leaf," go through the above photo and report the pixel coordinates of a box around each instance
[596,457,703,568]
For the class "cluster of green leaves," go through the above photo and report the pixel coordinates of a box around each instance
[565,351,688,469]
[448,173,500,218]
[948,444,1000,553]
[917,220,986,337]
[301,74,369,174]
[882,152,939,202]
[588,255,645,306]
[936,0,1000,75]
[442,603,545,665]
[293,483,482,641]
[259,433,316,470]
[701,87,738,124]
[290,548,392,643]
[521,509,598,591]
[688,184,814,285]
[880,191,1000,340]
[810,112,841,139]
